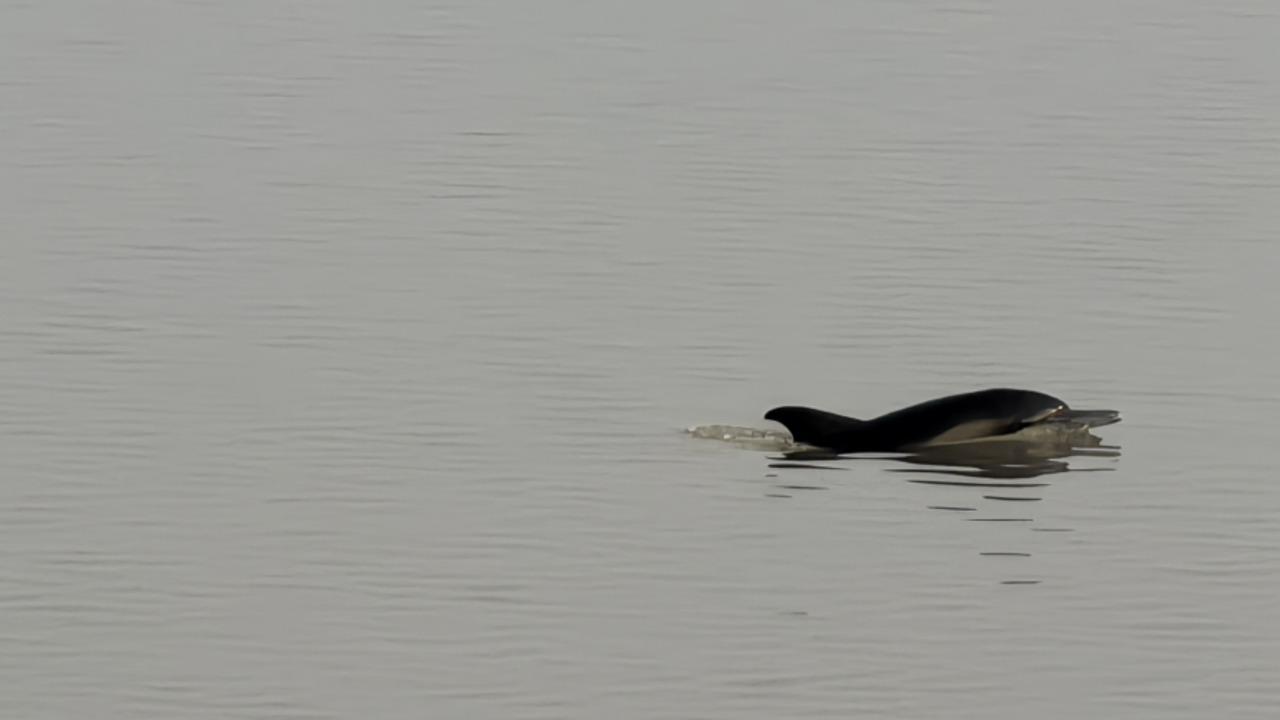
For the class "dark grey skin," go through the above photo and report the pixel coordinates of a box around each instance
[764,388,1119,453]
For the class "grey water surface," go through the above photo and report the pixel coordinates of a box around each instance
[3,1,1279,718]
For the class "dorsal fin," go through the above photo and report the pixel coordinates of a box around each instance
[763,406,863,447]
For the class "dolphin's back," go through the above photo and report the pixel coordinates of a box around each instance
[863,388,1065,448]
[765,388,1072,453]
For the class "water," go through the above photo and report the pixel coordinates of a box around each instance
[3,1,1279,718]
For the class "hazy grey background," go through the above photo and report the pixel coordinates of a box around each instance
[3,1,1278,718]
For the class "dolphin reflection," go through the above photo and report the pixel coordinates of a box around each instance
[773,427,1119,481]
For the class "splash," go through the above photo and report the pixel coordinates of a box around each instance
[684,424,797,451]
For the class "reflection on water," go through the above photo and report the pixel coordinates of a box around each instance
[688,422,1120,480]
[689,421,1121,583]
[782,432,1118,582]
[891,436,1120,480]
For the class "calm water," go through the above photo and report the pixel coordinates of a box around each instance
[3,1,1279,718]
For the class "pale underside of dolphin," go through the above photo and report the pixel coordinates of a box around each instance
[764,388,1120,454]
